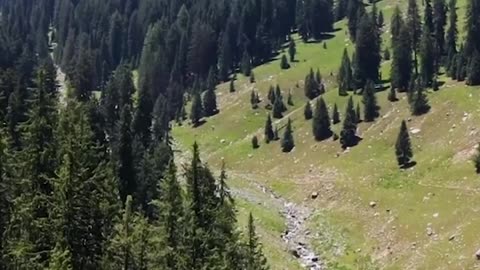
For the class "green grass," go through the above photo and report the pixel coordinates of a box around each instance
[173,0,480,269]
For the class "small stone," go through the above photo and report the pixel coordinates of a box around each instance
[220,139,226,144]
[374,212,380,217]
[248,154,253,158]
[311,192,319,199]
[433,213,439,218]
[427,227,434,236]
[449,235,455,241]
[369,201,377,208]
[476,249,480,260]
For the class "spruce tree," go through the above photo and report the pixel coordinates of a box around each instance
[287,91,294,106]
[280,55,290,69]
[304,68,320,99]
[332,103,340,124]
[264,114,275,143]
[304,102,313,120]
[395,120,414,168]
[433,0,447,55]
[340,96,358,149]
[312,97,332,141]
[362,80,379,122]
[407,0,422,74]
[354,12,381,88]
[467,50,480,85]
[424,0,434,33]
[355,103,362,123]
[245,214,269,270]
[251,90,259,109]
[388,86,398,102]
[272,95,284,119]
[281,118,295,152]
[391,22,412,92]
[229,78,236,93]
[190,91,204,126]
[338,48,353,96]
[268,86,276,105]
[456,45,467,81]
[419,26,435,86]
[445,0,458,64]
[241,50,252,76]
[252,136,259,149]
[203,87,218,116]
[390,6,403,46]
[410,80,430,116]
[288,38,296,62]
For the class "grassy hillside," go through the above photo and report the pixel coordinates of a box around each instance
[173,0,480,269]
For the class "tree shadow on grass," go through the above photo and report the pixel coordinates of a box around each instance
[401,161,417,170]
[192,119,207,128]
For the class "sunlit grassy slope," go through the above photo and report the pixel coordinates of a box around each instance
[174,0,480,269]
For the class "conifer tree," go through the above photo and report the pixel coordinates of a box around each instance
[433,0,447,55]
[467,50,480,85]
[264,114,275,143]
[272,95,284,119]
[203,87,218,116]
[340,96,358,149]
[407,0,422,74]
[304,68,320,99]
[395,120,414,168]
[245,214,269,270]
[268,86,276,105]
[355,103,362,123]
[132,85,153,146]
[390,6,403,46]
[190,91,204,126]
[362,80,379,122]
[424,0,434,33]
[288,38,297,62]
[304,102,313,120]
[410,80,430,115]
[252,136,259,149]
[391,22,412,92]
[446,0,458,63]
[332,103,340,124]
[241,50,252,76]
[388,86,398,102]
[354,13,381,88]
[230,78,236,93]
[287,91,294,106]
[338,48,353,96]
[456,45,467,81]
[419,26,435,86]
[251,90,259,109]
[313,97,332,141]
[281,118,295,152]
[280,55,290,69]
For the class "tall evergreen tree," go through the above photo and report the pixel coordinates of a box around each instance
[410,79,430,115]
[203,87,218,117]
[245,214,269,270]
[281,118,295,152]
[419,26,435,86]
[190,91,204,126]
[391,22,412,92]
[354,13,381,88]
[467,50,480,85]
[362,80,379,122]
[332,103,340,124]
[407,0,422,74]
[304,101,313,120]
[446,0,458,63]
[312,97,332,141]
[395,120,414,168]
[340,96,358,149]
[338,48,353,95]
[264,114,275,143]
[288,38,297,62]
[433,0,447,55]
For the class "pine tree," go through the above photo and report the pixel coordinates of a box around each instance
[264,114,275,143]
[203,87,218,116]
[190,91,204,126]
[362,80,379,122]
[252,135,259,149]
[268,86,276,105]
[391,22,413,92]
[312,97,332,141]
[287,91,294,106]
[272,94,285,119]
[410,80,430,115]
[288,38,297,62]
[241,50,252,76]
[304,102,313,120]
[419,26,435,86]
[474,144,480,173]
[467,50,480,85]
[338,48,353,96]
[445,0,458,65]
[332,103,340,124]
[245,214,269,270]
[424,0,434,33]
[132,85,153,147]
[354,12,381,88]
[230,78,236,93]
[433,0,447,55]
[395,120,414,168]
[251,90,259,109]
[355,103,362,123]
[456,45,467,81]
[340,96,358,149]
[304,68,320,99]
[407,0,422,74]
[280,55,290,69]
[390,6,403,46]
[388,86,398,102]
[281,118,295,152]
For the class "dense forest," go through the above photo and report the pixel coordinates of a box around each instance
[1,0,480,269]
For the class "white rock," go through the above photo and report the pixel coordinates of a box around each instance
[433,213,439,218]
[369,201,377,208]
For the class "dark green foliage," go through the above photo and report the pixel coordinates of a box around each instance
[354,13,381,88]
[280,55,290,69]
[289,38,297,62]
[190,91,204,126]
[433,0,447,55]
[304,102,313,120]
[251,91,260,109]
[395,120,414,168]
[273,95,285,119]
[250,72,256,83]
[338,49,353,96]
[407,0,422,74]
[410,80,430,116]
[252,136,259,149]
[465,0,480,59]
[419,26,435,86]
[388,87,398,102]
[203,87,218,117]
[312,97,332,141]
[467,50,480,85]
[384,48,391,61]
[268,86,276,104]
[355,103,362,123]
[230,79,236,93]
[424,0,434,33]
[391,21,413,92]
[347,0,365,40]
[362,81,379,122]
[242,51,252,76]
[245,214,269,270]
[332,103,340,124]
[281,118,295,152]
[264,114,275,143]
[305,68,320,99]
[474,144,480,173]
[390,6,403,46]
[340,97,358,149]
[446,0,458,63]
[296,0,335,40]
[287,92,294,106]
[456,46,467,81]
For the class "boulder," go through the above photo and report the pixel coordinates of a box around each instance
[369,201,377,208]
[449,235,455,241]
[311,192,319,199]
